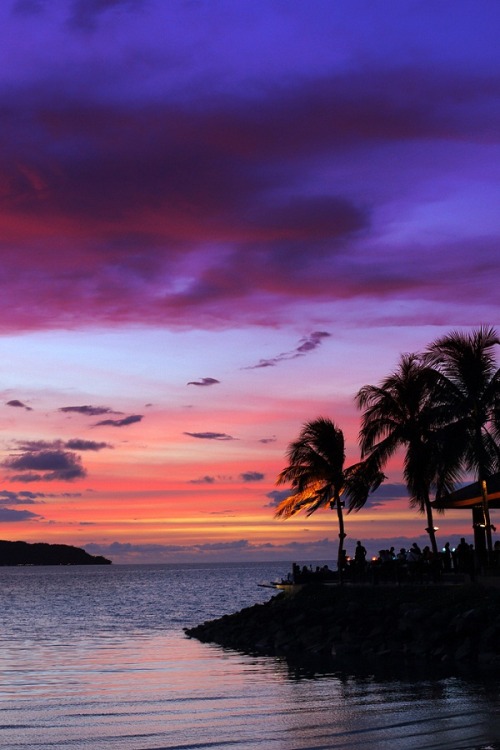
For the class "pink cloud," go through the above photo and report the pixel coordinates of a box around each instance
[0,63,495,322]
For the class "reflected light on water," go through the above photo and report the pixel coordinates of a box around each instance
[0,564,500,750]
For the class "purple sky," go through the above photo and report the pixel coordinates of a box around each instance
[0,1,498,563]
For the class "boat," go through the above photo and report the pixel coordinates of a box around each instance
[258,563,339,593]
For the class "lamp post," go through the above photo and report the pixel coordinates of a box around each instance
[480,478,493,563]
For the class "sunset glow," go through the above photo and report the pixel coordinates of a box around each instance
[0,1,498,563]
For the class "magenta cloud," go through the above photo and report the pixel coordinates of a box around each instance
[0,1,498,333]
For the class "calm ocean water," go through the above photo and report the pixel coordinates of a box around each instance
[0,562,499,750]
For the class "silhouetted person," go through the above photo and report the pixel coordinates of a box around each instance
[442,542,452,572]
[354,540,367,571]
[456,537,472,577]
[406,544,423,582]
[494,540,500,568]
[469,543,477,582]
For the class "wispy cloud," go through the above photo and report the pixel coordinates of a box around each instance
[0,488,81,502]
[187,377,220,387]
[59,405,121,416]
[65,439,112,451]
[18,439,111,452]
[189,475,216,484]
[0,489,45,505]
[184,431,235,441]
[240,471,265,482]
[94,415,143,427]
[6,399,32,411]
[245,331,331,369]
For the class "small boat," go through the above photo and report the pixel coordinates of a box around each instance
[258,563,339,593]
[258,578,302,592]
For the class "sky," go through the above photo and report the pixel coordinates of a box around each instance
[0,0,499,564]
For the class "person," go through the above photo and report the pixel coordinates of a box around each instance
[442,542,452,572]
[406,543,423,582]
[351,540,366,580]
[494,540,500,568]
[396,548,408,582]
[422,545,440,582]
[469,543,477,582]
[339,549,348,573]
[354,540,367,567]
[456,537,470,574]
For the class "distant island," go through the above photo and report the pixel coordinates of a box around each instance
[0,540,112,566]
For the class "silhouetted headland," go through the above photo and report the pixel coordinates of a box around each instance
[185,583,500,676]
[0,540,111,566]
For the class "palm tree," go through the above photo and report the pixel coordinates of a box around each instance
[356,353,460,555]
[274,417,384,579]
[425,326,500,557]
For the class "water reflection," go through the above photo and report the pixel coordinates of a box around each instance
[1,564,500,750]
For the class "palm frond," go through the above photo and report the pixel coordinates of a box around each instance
[343,457,386,513]
[274,480,331,518]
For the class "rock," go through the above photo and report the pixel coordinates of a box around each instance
[185,583,500,676]
[455,637,473,661]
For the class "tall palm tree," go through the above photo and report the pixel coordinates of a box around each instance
[275,417,384,579]
[425,326,500,556]
[356,353,460,555]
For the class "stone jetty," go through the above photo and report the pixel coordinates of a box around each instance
[185,583,500,674]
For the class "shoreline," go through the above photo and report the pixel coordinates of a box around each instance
[185,582,500,677]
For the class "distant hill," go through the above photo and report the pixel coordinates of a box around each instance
[0,540,112,566]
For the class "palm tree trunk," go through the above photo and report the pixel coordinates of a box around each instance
[424,495,438,556]
[334,491,346,584]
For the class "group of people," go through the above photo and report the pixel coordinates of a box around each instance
[343,538,478,583]
[290,536,500,585]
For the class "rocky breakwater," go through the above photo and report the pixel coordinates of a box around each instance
[185,583,500,674]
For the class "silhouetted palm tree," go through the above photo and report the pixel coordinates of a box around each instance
[356,353,460,555]
[425,326,500,555]
[275,417,384,579]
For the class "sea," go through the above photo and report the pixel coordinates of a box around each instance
[1,562,499,750]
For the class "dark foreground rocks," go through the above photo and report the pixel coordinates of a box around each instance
[185,584,500,675]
